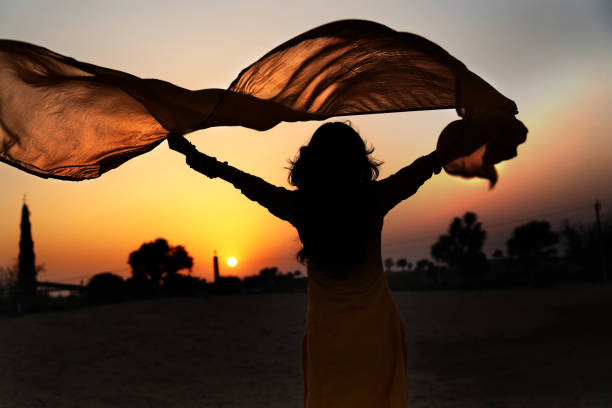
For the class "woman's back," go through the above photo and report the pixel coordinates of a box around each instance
[293,184,383,281]
[297,183,408,407]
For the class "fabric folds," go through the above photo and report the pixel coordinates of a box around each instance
[0,19,525,182]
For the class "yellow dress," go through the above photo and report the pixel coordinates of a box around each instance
[216,152,438,407]
[303,259,409,407]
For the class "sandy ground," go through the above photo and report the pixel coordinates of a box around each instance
[1,285,612,408]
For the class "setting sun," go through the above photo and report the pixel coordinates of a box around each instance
[227,257,238,267]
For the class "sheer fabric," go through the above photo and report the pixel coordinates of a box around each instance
[0,19,524,182]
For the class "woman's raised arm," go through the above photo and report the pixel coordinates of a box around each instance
[375,151,442,215]
[168,134,295,223]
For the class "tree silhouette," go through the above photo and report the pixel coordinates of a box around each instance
[507,221,559,286]
[259,267,279,281]
[165,245,193,277]
[18,202,37,296]
[411,258,439,287]
[128,238,193,290]
[561,220,584,262]
[507,221,559,267]
[396,258,408,272]
[561,216,611,281]
[384,258,394,273]
[414,259,434,273]
[431,212,488,281]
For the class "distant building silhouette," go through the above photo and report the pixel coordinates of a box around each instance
[213,250,220,283]
[18,199,37,295]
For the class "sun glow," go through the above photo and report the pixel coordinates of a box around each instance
[227,257,238,267]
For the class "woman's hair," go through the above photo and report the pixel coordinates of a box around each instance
[287,121,381,190]
[287,122,382,272]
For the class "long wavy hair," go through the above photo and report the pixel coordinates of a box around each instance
[288,122,381,190]
[287,122,382,272]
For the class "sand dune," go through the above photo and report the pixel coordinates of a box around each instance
[2,286,611,407]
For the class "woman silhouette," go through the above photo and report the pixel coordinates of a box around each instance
[168,122,471,407]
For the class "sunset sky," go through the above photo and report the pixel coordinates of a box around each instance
[1,0,611,283]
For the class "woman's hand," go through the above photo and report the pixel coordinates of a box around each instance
[436,112,527,167]
[167,133,196,155]
[435,120,472,167]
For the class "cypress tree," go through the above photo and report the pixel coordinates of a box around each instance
[18,201,37,295]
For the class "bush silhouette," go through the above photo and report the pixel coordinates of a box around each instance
[87,272,125,303]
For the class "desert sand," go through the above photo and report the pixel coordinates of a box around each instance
[2,285,612,407]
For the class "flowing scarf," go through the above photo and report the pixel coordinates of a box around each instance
[0,19,526,184]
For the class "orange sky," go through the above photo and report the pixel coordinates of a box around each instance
[1,1,611,283]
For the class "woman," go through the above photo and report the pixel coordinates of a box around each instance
[168,122,474,407]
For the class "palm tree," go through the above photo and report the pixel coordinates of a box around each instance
[396,258,408,272]
[431,211,488,283]
[431,212,489,286]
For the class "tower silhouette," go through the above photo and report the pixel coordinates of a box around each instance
[18,198,37,295]
[213,250,220,283]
